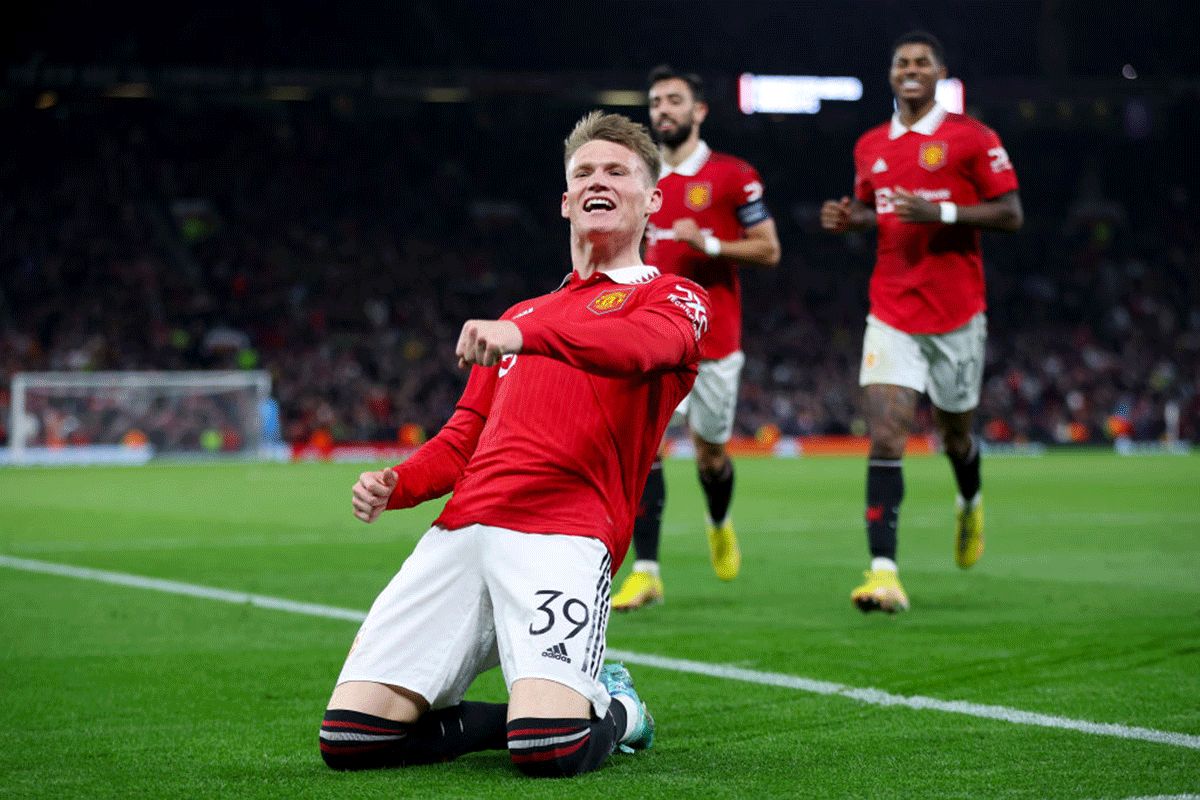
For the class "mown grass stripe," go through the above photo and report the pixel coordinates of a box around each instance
[4,554,1198,752]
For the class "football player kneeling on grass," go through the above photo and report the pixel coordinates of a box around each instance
[319,111,710,778]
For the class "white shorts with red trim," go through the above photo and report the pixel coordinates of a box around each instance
[336,524,613,718]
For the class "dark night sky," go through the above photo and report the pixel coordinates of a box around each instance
[5,1,1198,82]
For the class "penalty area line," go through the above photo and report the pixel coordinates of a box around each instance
[4,554,1199,752]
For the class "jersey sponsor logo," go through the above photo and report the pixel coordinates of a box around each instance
[498,354,517,377]
[513,307,534,319]
[874,186,951,213]
[588,288,634,315]
[684,181,713,211]
[871,157,888,174]
[669,284,709,340]
[919,141,948,171]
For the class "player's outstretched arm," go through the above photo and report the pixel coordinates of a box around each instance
[353,366,492,522]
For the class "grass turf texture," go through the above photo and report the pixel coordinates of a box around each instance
[1,452,1197,799]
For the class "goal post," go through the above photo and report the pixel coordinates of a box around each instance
[6,371,282,466]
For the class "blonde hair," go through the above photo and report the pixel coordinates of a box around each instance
[563,110,661,187]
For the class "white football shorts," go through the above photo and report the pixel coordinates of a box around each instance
[673,349,745,444]
[859,312,986,413]
[336,523,614,718]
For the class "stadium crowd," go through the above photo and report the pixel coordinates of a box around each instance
[2,92,1197,451]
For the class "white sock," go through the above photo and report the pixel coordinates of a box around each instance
[871,557,898,573]
[612,694,640,741]
[631,559,660,577]
[957,493,982,510]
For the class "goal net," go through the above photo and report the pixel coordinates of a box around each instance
[6,371,281,466]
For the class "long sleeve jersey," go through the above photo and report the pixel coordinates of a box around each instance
[385,264,710,572]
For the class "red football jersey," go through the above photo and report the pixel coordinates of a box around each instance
[387,265,709,573]
[853,104,1019,334]
[645,142,771,359]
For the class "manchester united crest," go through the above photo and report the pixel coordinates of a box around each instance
[684,181,712,211]
[919,141,948,171]
[588,288,634,315]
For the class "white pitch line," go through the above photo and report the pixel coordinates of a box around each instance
[0,554,367,623]
[4,554,1200,752]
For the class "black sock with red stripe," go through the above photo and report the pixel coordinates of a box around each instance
[866,460,904,561]
[320,702,508,770]
[506,705,626,778]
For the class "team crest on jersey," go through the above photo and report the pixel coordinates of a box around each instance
[684,181,713,211]
[588,288,634,315]
[919,141,948,171]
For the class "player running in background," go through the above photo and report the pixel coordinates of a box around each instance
[821,30,1023,613]
[320,111,710,777]
[612,65,781,611]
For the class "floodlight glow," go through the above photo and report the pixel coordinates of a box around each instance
[738,74,864,114]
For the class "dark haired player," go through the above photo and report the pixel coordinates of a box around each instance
[821,31,1023,612]
[613,65,781,611]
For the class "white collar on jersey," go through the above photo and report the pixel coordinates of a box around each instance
[888,102,948,140]
[559,264,661,290]
[659,140,711,179]
[602,264,661,284]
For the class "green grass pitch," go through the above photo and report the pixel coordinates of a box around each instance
[1,451,1198,799]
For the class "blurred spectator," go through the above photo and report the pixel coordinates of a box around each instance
[1,95,1195,449]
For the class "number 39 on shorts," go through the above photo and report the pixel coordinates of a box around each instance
[529,590,590,639]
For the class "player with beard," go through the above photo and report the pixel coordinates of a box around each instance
[612,65,781,611]
[821,30,1022,612]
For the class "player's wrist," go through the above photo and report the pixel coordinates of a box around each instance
[702,233,721,257]
[939,202,958,225]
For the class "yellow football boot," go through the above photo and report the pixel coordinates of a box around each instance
[612,571,665,611]
[851,569,910,613]
[955,495,984,569]
[707,518,741,581]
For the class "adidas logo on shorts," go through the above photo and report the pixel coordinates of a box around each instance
[541,642,571,663]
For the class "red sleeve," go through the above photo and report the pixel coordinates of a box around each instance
[970,126,1019,200]
[385,366,494,510]
[730,160,770,228]
[514,279,709,378]
[853,134,874,205]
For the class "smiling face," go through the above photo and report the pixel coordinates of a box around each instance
[648,77,706,149]
[561,139,662,239]
[889,42,946,110]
